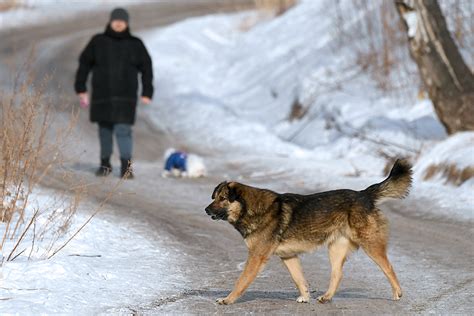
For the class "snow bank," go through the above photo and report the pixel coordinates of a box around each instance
[142,1,445,169]
[414,132,474,186]
[0,190,187,314]
[140,0,472,218]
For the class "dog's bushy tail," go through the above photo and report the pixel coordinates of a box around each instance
[364,159,413,204]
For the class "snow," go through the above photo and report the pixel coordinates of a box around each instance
[0,190,187,314]
[403,11,418,38]
[140,0,472,218]
[1,0,473,313]
[0,0,146,30]
[416,132,474,171]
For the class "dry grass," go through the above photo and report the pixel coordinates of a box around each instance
[0,66,82,262]
[239,0,298,31]
[329,0,473,94]
[1,73,63,224]
[342,0,413,92]
[0,66,127,262]
[254,0,297,15]
[423,163,474,186]
[288,98,307,121]
[0,0,19,12]
[0,58,123,262]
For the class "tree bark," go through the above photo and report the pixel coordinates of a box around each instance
[395,0,474,134]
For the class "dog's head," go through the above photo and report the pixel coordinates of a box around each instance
[205,181,243,222]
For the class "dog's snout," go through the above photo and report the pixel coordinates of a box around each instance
[205,206,211,214]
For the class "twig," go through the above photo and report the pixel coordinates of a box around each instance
[7,208,39,261]
[287,106,419,154]
[28,218,36,260]
[48,177,125,259]
[336,122,419,153]
[10,248,26,261]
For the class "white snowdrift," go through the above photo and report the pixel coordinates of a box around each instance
[0,190,187,314]
[143,1,447,164]
[140,0,472,218]
[414,132,474,186]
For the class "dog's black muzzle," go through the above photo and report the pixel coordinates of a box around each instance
[205,206,227,221]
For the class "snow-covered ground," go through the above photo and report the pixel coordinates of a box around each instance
[1,0,473,313]
[0,190,187,314]
[142,0,472,218]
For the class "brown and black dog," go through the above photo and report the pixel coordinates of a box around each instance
[205,159,412,305]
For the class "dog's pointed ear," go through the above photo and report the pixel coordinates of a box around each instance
[212,181,227,199]
[227,182,240,203]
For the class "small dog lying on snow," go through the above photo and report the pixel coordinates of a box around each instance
[161,148,207,178]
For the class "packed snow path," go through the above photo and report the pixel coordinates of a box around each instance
[0,1,472,314]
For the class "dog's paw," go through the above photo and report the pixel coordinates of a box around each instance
[317,295,331,304]
[216,297,232,305]
[296,295,309,303]
[393,290,402,301]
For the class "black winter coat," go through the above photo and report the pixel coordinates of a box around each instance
[74,25,153,124]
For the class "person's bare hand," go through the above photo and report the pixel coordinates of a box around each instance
[141,96,151,105]
[78,93,89,109]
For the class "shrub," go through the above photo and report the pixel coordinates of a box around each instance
[254,0,297,16]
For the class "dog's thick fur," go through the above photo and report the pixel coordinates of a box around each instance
[205,159,412,305]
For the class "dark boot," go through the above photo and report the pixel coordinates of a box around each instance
[120,159,134,179]
[95,158,112,176]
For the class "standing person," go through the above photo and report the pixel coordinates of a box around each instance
[74,8,153,179]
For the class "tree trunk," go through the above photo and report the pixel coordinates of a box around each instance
[395,0,474,134]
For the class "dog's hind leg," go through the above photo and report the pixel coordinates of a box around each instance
[362,243,402,300]
[281,256,310,303]
[217,253,270,305]
[317,237,352,303]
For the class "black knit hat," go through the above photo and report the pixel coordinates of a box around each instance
[110,8,129,23]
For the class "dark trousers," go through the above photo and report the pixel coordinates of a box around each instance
[98,122,133,161]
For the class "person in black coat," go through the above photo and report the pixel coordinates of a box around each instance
[74,8,153,179]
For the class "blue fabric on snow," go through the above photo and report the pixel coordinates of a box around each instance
[165,152,187,171]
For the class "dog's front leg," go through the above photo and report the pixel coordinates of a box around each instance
[217,253,269,305]
[281,256,310,303]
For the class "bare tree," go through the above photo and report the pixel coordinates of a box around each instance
[395,0,474,134]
